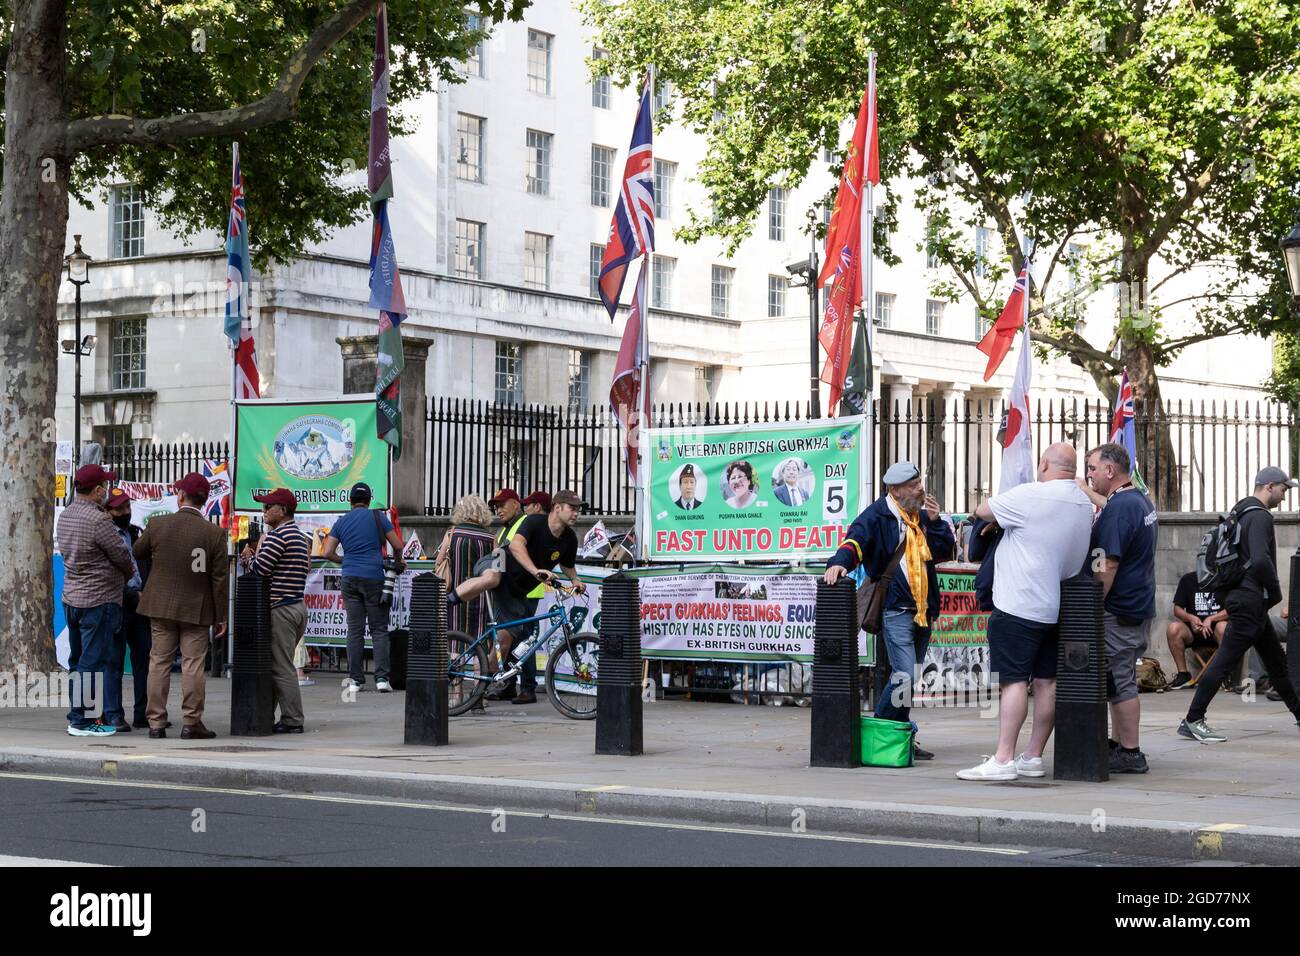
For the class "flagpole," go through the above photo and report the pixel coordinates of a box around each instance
[861,52,877,498]
[636,66,655,562]
[225,142,240,676]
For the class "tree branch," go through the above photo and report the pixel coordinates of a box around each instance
[1029,323,1121,373]
[1153,323,1254,360]
[48,0,382,154]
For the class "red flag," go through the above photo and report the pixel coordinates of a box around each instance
[609,257,649,480]
[977,266,1029,381]
[818,252,861,408]
[817,75,874,289]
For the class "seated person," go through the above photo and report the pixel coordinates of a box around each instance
[1166,570,1228,689]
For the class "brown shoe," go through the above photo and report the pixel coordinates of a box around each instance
[180,722,217,740]
[511,690,538,705]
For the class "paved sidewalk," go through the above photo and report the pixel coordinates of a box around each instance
[2,678,1298,863]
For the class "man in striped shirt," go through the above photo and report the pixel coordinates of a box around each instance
[246,489,311,733]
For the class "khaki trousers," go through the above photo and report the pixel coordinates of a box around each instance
[271,603,307,727]
[147,619,210,728]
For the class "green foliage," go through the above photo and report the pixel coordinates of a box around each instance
[583,0,1300,370]
[2,1,528,267]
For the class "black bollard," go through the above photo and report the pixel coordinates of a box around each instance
[1288,554,1300,695]
[404,574,449,746]
[595,573,643,756]
[811,578,861,768]
[388,629,409,691]
[230,571,275,736]
[1054,575,1109,781]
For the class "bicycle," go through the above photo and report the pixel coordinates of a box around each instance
[446,584,600,720]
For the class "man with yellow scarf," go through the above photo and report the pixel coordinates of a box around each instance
[824,461,955,759]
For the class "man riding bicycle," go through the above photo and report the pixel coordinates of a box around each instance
[448,489,587,688]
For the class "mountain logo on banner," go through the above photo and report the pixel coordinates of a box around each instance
[273,415,356,480]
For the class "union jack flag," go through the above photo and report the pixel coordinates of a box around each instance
[1109,368,1147,492]
[225,143,260,398]
[597,75,654,320]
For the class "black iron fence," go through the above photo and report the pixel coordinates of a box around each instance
[429,395,1297,516]
[95,441,230,488]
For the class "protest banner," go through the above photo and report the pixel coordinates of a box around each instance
[640,417,865,561]
[233,397,390,513]
[917,563,990,697]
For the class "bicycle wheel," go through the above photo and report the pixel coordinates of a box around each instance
[447,630,490,716]
[545,628,599,720]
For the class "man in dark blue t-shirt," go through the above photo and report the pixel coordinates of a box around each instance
[322,482,405,693]
[1085,442,1158,774]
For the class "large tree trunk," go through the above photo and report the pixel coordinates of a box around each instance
[0,2,71,670]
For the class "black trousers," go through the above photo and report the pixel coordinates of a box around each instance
[1187,593,1299,723]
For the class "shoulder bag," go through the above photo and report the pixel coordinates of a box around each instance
[856,538,907,635]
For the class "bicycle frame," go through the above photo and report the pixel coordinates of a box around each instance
[449,594,580,684]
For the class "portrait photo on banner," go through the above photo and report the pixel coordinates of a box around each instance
[670,462,708,510]
[720,459,762,509]
[770,457,815,508]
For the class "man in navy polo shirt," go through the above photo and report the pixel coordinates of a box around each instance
[321,482,405,693]
[1085,443,1158,773]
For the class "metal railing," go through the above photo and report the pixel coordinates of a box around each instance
[96,441,230,487]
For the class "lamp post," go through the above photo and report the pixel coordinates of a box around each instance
[61,235,93,468]
[1282,213,1300,494]
[785,239,822,419]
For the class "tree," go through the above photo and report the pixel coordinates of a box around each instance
[0,0,527,671]
[584,0,1300,507]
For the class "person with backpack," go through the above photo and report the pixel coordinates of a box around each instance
[1179,467,1300,742]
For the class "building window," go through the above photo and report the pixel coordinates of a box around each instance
[527,29,552,94]
[591,145,614,207]
[454,219,484,279]
[711,265,733,318]
[694,365,718,404]
[1067,242,1084,293]
[568,349,592,410]
[461,10,485,77]
[651,255,675,309]
[589,243,605,298]
[768,187,787,241]
[767,275,787,317]
[925,216,941,270]
[975,226,991,278]
[875,292,895,329]
[654,79,674,115]
[456,113,484,182]
[654,160,675,220]
[523,232,551,289]
[975,307,987,340]
[926,300,944,337]
[591,48,610,109]
[526,129,551,195]
[495,341,523,405]
[823,145,835,163]
[111,317,147,390]
[111,185,144,258]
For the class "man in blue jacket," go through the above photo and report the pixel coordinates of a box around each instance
[824,461,955,759]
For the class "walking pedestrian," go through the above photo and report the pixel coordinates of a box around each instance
[57,465,135,737]
[958,444,1094,780]
[105,488,153,730]
[1084,443,1158,772]
[134,472,229,739]
[823,461,955,760]
[1179,467,1300,741]
[245,488,311,733]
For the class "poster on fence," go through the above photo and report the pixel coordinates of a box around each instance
[233,397,390,513]
[916,563,990,697]
[302,561,428,646]
[640,417,866,562]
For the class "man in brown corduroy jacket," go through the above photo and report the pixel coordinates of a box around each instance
[134,472,228,739]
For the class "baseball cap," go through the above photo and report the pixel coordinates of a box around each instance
[521,491,552,510]
[174,472,211,499]
[882,461,920,485]
[74,464,117,490]
[489,488,520,507]
[254,488,299,514]
[1255,466,1300,489]
[349,482,373,503]
[105,488,131,510]
[552,489,585,509]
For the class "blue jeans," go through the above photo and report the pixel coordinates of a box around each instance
[64,602,123,727]
[875,608,931,724]
[117,601,153,724]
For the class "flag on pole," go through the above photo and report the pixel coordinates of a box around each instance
[225,143,260,398]
[977,265,1029,381]
[369,4,407,460]
[1109,368,1148,492]
[998,325,1034,492]
[838,312,873,417]
[818,71,876,406]
[597,75,655,320]
[610,257,650,481]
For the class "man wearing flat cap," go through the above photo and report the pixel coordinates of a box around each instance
[134,471,228,739]
[824,461,954,760]
[675,464,702,510]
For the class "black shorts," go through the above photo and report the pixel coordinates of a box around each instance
[488,585,539,637]
[987,608,1059,684]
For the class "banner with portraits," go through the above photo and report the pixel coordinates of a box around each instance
[640,417,867,562]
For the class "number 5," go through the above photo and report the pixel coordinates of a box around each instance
[826,486,844,514]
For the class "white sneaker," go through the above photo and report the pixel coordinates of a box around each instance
[341,678,363,691]
[375,679,393,693]
[956,755,1018,781]
[1014,753,1045,777]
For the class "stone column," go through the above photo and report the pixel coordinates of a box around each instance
[337,334,436,516]
[939,385,970,513]
[882,377,918,474]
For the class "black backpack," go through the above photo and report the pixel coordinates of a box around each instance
[1196,502,1265,592]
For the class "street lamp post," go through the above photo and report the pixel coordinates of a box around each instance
[62,235,93,468]
[785,240,822,419]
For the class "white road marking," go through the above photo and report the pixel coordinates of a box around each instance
[0,854,107,867]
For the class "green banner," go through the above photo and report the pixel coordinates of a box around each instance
[234,399,390,512]
[641,417,866,561]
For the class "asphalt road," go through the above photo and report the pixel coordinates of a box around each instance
[0,773,1225,867]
